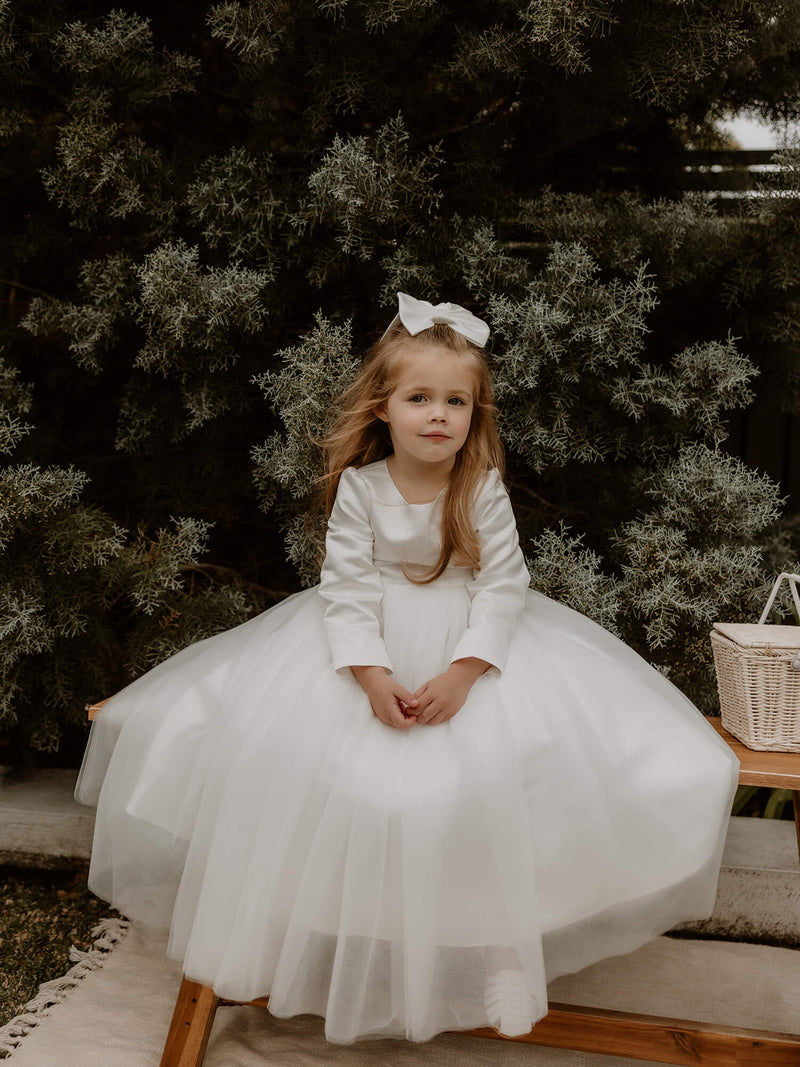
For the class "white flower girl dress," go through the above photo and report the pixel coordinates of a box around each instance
[76,458,739,1043]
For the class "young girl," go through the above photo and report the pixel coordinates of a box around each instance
[76,293,739,1045]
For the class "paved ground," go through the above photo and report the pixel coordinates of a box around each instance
[0,768,94,869]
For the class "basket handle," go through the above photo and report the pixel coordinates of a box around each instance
[758,572,800,625]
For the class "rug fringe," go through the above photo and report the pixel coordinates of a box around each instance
[0,916,130,1058]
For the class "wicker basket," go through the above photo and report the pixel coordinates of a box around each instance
[710,572,800,752]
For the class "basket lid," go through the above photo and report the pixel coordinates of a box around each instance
[713,622,800,650]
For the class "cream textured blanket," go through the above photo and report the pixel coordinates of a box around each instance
[3,923,799,1066]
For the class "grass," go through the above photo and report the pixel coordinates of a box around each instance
[0,863,119,1029]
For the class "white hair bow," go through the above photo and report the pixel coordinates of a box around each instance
[382,292,490,348]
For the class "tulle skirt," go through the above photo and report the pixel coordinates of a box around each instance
[76,567,739,1043]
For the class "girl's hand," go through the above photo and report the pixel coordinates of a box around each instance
[350,665,418,730]
[412,657,490,726]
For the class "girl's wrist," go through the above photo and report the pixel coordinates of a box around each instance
[449,657,490,683]
[350,664,388,689]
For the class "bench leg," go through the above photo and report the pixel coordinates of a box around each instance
[159,977,219,1067]
[793,789,800,863]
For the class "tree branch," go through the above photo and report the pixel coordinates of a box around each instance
[421,94,515,143]
[183,561,292,601]
[0,278,57,300]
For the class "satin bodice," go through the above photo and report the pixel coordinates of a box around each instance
[318,459,531,676]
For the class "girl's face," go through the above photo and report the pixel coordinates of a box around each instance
[375,341,476,470]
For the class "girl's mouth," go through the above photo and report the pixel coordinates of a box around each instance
[423,433,450,440]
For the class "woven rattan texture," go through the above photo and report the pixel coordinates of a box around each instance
[711,629,800,752]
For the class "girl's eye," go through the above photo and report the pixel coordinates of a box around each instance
[409,395,426,403]
[448,397,466,406]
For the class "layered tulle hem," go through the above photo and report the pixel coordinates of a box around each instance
[76,581,739,1042]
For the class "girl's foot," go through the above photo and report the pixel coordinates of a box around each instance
[483,968,537,1037]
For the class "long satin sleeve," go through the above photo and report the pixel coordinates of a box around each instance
[318,467,394,675]
[449,470,531,674]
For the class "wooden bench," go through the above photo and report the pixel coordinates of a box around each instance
[708,718,800,862]
[86,702,800,1066]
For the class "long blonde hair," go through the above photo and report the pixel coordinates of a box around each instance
[321,320,504,583]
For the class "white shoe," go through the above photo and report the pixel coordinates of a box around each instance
[484,968,537,1037]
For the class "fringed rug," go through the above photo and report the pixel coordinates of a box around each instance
[0,917,130,1059]
[1,923,798,1066]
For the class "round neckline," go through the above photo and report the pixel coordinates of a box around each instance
[381,458,447,506]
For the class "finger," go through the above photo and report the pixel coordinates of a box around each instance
[425,709,448,726]
[413,697,435,720]
[393,706,415,729]
[394,692,418,716]
[383,699,412,728]
[412,682,429,699]
[394,684,418,707]
[416,702,440,724]
[427,701,456,725]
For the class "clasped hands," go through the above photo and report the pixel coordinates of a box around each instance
[350,658,489,730]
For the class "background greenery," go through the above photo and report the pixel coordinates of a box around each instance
[2,0,800,763]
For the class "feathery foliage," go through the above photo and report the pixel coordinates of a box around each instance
[2,0,800,757]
